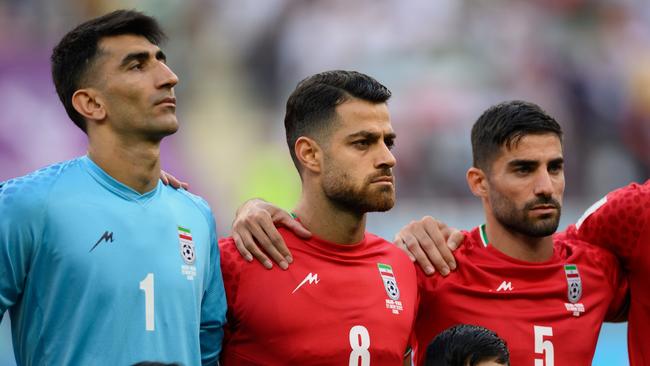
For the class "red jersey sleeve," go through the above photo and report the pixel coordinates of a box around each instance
[218,237,246,337]
[565,180,650,268]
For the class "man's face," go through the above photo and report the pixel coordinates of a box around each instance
[321,98,396,214]
[92,34,179,139]
[485,133,564,237]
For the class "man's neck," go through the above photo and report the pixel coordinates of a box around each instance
[293,193,366,245]
[87,133,161,194]
[484,217,554,263]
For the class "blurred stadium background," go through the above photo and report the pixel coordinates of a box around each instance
[1,0,647,364]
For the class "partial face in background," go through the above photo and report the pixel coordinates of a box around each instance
[485,133,564,237]
[321,98,396,213]
[92,34,179,140]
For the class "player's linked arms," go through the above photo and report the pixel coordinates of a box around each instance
[393,216,464,276]
[158,169,464,276]
[231,199,463,276]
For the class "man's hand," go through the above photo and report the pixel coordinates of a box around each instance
[394,216,464,276]
[232,199,311,270]
[160,170,190,190]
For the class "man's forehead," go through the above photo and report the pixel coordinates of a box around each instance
[335,99,392,133]
[497,133,562,161]
[98,34,160,56]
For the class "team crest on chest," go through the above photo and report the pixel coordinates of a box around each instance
[178,226,197,280]
[564,264,582,303]
[378,263,403,315]
[564,264,585,316]
[178,226,195,264]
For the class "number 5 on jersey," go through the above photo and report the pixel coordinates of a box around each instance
[534,325,554,366]
[139,273,155,331]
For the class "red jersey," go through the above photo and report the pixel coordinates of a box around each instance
[413,226,627,366]
[219,227,417,365]
[563,180,649,365]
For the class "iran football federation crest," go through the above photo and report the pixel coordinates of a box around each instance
[378,263,403,315]
[564,264,582,303]
[378,263,400,300]
[178,226,195,265]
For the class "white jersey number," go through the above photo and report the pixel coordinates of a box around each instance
[534,325,554,366]
[139,273,155,331]
[349,325,370,366]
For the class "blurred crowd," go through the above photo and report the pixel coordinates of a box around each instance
[1,0,648,220]
[0,0,645,364]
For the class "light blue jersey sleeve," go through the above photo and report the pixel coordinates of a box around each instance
[183,193,227,365]
[0,163,61,321]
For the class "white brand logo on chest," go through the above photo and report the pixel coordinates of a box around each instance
[496,281,514,292]
[292,272,320,294]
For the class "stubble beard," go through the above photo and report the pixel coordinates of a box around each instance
[490,188,562,238]
[322,169,395,214]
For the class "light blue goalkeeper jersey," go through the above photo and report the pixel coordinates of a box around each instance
[0,156,226,366]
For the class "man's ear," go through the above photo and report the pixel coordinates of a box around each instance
[295,136,323,174]
[467,167,489,198]
[71,88,106,122]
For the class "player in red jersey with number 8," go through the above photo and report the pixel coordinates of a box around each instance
[218,71,417,365]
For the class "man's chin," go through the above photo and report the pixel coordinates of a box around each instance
[366,195,395,212]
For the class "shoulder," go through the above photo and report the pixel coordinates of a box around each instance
[218,237,247,270]
[554,236,619,269]
[364,232,414,269]
[165,187,217,229]
[576,180,650,229]
[0,159,81,219]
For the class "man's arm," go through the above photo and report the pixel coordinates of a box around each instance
[232,200,463,275]
[0,181,40,321]
[200,213,227,365]
[393,216,464,276]
[231,198,311,269]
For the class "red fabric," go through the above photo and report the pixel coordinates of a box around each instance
[413,226,627,366]
[563,180,649,366]
[219,227,417,365]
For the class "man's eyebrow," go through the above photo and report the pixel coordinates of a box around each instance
[348,130,396,139]
[155,50,167,62]
[119,49,166,68]
[507,159,539,168]
[119,51,150,68]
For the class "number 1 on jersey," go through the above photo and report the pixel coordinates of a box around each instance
[139,273,155,331]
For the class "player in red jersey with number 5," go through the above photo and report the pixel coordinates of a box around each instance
[410,101,628,365]
[218,71,417,365]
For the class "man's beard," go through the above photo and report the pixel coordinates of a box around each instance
[322,167,395,214]
[489,187,562,237]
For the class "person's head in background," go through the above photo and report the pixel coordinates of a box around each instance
[425,324,510,366]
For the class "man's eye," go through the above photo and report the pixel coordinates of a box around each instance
[130,63,143,70]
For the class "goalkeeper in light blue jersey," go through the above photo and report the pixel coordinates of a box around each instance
[0,10,226,365]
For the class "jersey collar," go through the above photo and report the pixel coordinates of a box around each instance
[81,155,160,203]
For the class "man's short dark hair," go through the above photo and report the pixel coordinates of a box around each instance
[471,100,562,171]
[51,9,166,132]
[284,70,391,172]
[425,324,510,366]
